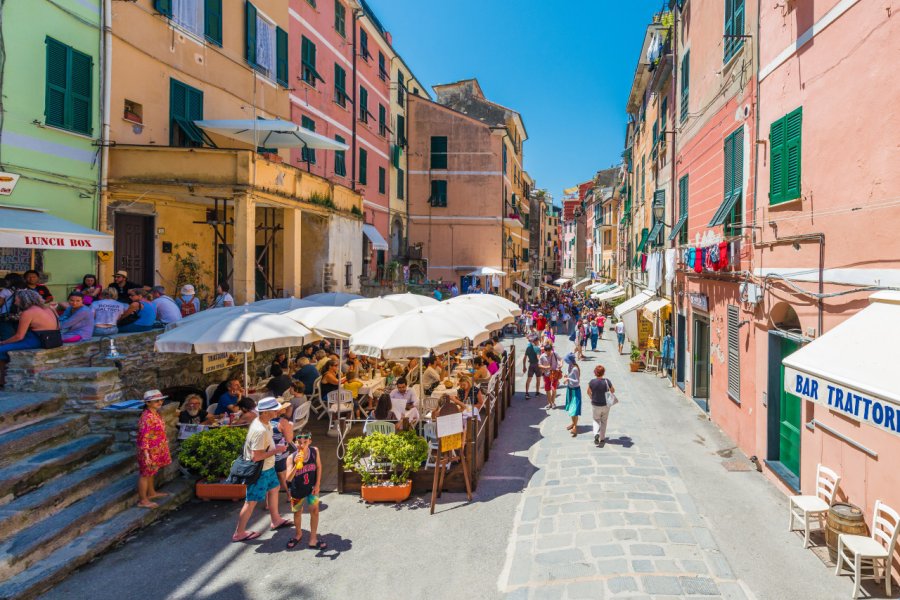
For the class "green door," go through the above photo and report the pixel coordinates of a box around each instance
[779,338,801,476]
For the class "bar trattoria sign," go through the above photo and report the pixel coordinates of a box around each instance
[784,367,900,437]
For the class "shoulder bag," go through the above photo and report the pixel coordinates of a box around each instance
[605,378,618,406]
[36,309,63,349]
[225,437,266,485]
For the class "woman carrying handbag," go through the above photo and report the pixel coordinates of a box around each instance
[587,365,617,447]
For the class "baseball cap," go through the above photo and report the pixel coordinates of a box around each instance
[115,270,128,278]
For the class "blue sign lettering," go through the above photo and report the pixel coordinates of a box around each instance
[827,385,836,406]
[872,402,884,425]
[861,397,873,420]
[886,405,896,432]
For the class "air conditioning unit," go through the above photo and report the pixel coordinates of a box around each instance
[740,282,762,305]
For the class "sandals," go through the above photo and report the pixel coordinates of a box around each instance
[232,531,261,543]
[308,540,328,550]
[565,424,574,431]
[287,537,301,549]
[270,519,291,531]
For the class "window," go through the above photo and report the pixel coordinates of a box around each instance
[44,37,93,135]
[430,136,448,169]
[245,3,283,82]
[345,262,352,286]
[724,0,745,62]
[709,126,744,234]
[502,143,507,174]
[660,96,667,139]
[155,0,222,45]
[396,114,406,147]
[680,50,690,122]
[397,71,405,106]
[670,175,689,245]
[300,36,323,87]
[378,167,386,194]
[334,0,345,36]
[430,180,447,207]
[727,304,741,402]
[769,107,802,205]
[333,64,349,106]
[378,104,387,136]
[378,52,387,80]
[397,168,405,199]
[391,144,401,168]
[359,28,370,61]
[358,148,367,184]
[169,78,206,147]
[334,135,346,176]
[359,86,369,122]
[300,116,316,164]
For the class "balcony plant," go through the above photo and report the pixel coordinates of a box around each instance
[343,430,429,503]
[179,427,248,501]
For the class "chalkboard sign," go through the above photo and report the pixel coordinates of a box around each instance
[0,248,41,273]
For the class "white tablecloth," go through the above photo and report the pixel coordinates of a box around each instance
[358,376,386,397]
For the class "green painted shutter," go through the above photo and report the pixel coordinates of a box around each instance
[204,0,223,46]
[733,0,745,50]
[187,86,203,121]
[397,168,404,199]
[723,133,734,204]
[359,86,367,121]
[44,38,69,129]
[391,144,401,168]
[69,48,91,134]
[169,79,186,146]
[154,0,173,17]
[275,27,288,86]
[378,167,386,194]
[724,0,734,60]
[431,136,447,169]
[359,148,367,184]
[301,116,316,163]
[728,127,744,232]
[334,135,346,176]
[680,51,689,122]
[397,115,405,146]
[784,107,802,201]
[769,117,785,204]
[680,175,688,244]
[245,1,257,67]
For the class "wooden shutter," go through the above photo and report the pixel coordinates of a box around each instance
[397,168,404,199]
[204,0,223,46]
[680,51,689,122]
[245,1,257,66]
[727,304,740,401]
[359,148,367,184]
[769,117,785,204]
[275,27,288,86]
[378,167,386,194]
[397,115,405,146]
[44,38,69,129]
[724,0,734,59]
[334,135,346,176]
[723,132,734,203]
[187,85,203,121]
[785,107,802,201]
[730,127,744,229]
[154,0,173,16]
[70,47,91,134]
[430,136,447,169]
[301,116,316,163]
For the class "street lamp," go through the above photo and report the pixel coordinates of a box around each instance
[652,197,669,225]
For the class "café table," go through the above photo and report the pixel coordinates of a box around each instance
[358,375,387,397]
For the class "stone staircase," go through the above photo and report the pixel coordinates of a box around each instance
[0,393,192,600]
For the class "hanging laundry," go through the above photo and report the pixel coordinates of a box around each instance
[718,241,729,269]
[693,249,703,273]
[688,247,696,268]
[665,249,677,283]
[709,244,720,271]
[641,253,648,272]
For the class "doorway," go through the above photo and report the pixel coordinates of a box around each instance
[676,313,686,391]
[767,333,802,489]
[692,316,710,412]
[114,213,154,286]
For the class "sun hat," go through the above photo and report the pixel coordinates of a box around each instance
[256,396,288,412]
[564,353,576,365]
[180,284,196,295]
[115,270,128,278]
[143,389,166,403]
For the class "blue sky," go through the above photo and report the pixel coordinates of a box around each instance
[367,0,656,206]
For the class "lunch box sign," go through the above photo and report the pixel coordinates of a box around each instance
[0,172,20,196]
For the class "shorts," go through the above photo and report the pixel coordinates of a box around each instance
[290,489,319,512]
[245,467,279,503]
[617,333,625,345]
[526,363,541,378]
[275,457,287,473]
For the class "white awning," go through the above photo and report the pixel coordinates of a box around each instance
[593,287,625,302]
[588,282,615,293]
[195,119,349,150]
[643,298,671,314]
[362,224,388,251]
[574,277,593,290]
[514,280,532,291]
[507,288,520,300]
[553,277,571,285]
[0,206,113,251]
[783,292,900,436]
[614,290,655,319]
[467,267,506,276]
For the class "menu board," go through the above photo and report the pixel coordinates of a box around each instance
[0,248,40,273]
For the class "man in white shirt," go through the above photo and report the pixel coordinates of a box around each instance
[150,286,182,325]
[91,288,125,335]
[389,377,418,418]
[615,320,626,355]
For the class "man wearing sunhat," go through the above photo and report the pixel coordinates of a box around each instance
[109,270,142,304]
[233,396,292,542]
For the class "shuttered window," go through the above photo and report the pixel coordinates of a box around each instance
[334,135,346,176]
[430,136,448,169]
[397,71,405,106]
[334,0,345,36]
[359,86,368,122]
[245,1,257,66]
[333,64,349,106]
[708,126,744,233]
[769,107,802,205]
[397,168,404,200]
[680,50,689,122]
[300,116,316,164]
[396,115,406,147]
[359,28,370,61]
[378,167,386,194]
[669,175,689,244]
[44,37,93,136]
[727,304,741,402]
[430,180,447,207]
[724,0,745,62]
[301,36,324,86]
[358,148,367,185]
[378,104,389,136]
[169,79,206,147]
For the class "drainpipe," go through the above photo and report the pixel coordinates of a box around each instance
[751,0,762,246]
[669,6,678,385]
[98,0,112,280]
[351,9,359,192]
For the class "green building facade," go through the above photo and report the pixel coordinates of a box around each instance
[0,0,102,298]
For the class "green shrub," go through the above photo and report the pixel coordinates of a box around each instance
[178,427,247,482]
[343,430,429,485]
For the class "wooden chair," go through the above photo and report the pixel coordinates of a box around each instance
[835,500,900,599]
[788,464,840,548]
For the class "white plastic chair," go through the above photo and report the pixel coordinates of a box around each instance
[292,402,311,431]
[788,463,840,548]
[206,403,218,416]
[423,421,439,468]
[835,500,900,599]
[308,376,326,420]
[326,390,354,431]
[205,384,218,404]
[365,420,396,436]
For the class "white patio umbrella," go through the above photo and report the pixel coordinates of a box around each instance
[420,304,506,340]
[165,305,250,329]
[347,296,412,317]
[250,297,319,312]
[350,309,473,359]
[195,119,349,151]
[465,267,506,277]
[383,292,439,309]
[304,292,364,306]
[282,305,382,340]
[444,293,522,317]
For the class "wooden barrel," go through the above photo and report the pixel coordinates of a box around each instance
[826,503,867,561]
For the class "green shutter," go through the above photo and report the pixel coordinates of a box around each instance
[301,116,316,164]
[784,107,802,201]
[275,27,288,86]
[170,79,205,147]
[245,1,257,66]
[359,148,367,184]
[727,127,744,233]
[204,0,223,46]
[391,144,401,168]
[154,0,172,17]
[378,167,386,194]
[769,117,785,204]
[680,51,689,122]
[723,132,734,203]
[44,38,69,129]
[397,115,405,146]
[334,135,346,176]
[359,86,367,122]
[397,168,404,199]
[431,136,447,169]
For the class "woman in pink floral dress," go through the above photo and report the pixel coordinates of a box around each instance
[136,389,172,508]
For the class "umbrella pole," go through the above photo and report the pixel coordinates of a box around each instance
[243,351,249,391]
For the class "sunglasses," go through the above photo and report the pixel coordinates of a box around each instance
[297,433,312,440]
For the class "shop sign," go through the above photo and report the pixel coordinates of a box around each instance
[0,172,20,195]
[202,350,254,374]
[785,368,900,438]
[436,411,464,452]
[689,293,708,312]
[638,318,653,349]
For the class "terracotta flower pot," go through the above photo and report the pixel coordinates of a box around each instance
[360,480,412,503]
[195,481,246,501]
[629,362,641,372]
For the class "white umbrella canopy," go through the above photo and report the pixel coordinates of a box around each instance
[155,311,320,354]
[444,293,522,317]
[382,292,439,309]
[282,305,382,340]
[349,309,470,359]
[466,267,506,277]
[303,292,364,307]
[346,296,412,317]
[421,303,507,339]
[166,305,251,329]
[250,297,319,312]
[195,119,349,150]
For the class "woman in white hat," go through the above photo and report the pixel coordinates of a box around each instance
[136,390,172,508]
[175,284,200,318]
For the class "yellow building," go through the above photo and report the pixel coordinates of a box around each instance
[103,0,362,303]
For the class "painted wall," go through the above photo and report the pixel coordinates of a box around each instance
[0,0,102,297]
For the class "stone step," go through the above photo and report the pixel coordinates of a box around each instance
[0,452,134,539]
[0,414,89,467]
[0,478,192,600]
[0,435,111,501]
[0,394,63,435]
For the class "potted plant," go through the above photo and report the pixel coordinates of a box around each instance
[179,427,248,501]
[343,430,429,503]
[629,346,642,372]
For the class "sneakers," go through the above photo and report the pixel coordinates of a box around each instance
[593,434,600,445]
[524,393,531,399]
